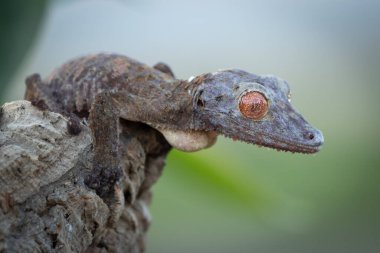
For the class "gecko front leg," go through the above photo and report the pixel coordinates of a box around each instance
[85,91,123,198]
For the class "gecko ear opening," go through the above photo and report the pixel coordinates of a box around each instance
[157,129,218,152]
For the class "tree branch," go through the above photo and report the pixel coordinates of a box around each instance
[0,100,171,253]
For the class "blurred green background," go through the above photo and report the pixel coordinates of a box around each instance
[1,0,379,252]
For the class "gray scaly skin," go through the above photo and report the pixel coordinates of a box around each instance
[24,53,323,205]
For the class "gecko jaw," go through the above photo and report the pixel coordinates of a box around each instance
[221,131,323,154]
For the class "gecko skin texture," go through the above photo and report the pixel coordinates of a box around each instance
[24,53,323,196]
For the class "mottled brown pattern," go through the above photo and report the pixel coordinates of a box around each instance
[31,54,176,117]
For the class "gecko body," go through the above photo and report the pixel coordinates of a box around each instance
[25,53,323,198]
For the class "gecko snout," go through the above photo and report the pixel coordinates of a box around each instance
[303,129,324,148]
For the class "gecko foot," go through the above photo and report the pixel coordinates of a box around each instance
[31,99,49,111]
[85,165,123,198]
[67,113,82,135]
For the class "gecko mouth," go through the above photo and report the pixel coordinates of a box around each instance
[258,137,323,154]
[255,131,324,154]
[222,131,323,154]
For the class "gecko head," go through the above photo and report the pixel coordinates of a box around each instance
[191,70,324,154]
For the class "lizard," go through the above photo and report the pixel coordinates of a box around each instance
[24,53,324,208]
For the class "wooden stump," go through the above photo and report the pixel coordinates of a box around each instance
[0,101,171,253]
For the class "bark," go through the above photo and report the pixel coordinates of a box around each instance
[0,100,171,253]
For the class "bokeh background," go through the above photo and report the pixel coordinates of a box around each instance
[1,0,379,252]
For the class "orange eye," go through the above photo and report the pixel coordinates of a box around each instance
[239,91,268,120]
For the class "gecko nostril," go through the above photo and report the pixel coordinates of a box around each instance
[304,132,315,140]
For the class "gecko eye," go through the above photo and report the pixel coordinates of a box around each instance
[239,91,268,120]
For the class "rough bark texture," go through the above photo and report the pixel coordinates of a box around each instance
[0,100,171,253]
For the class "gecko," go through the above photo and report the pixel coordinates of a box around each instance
[24,53,324,203]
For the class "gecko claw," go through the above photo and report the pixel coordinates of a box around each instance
[67,114,82,135]
[31,99,49,111]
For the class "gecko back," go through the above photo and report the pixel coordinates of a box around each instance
[25,53,173,117]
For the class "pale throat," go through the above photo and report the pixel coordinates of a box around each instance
[157,129,218,152]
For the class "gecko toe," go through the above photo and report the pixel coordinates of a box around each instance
[85,165,123,198]
[67,114,82,135]
[31,99,49,111]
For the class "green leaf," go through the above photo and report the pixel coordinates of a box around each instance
[165,149,271,213]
